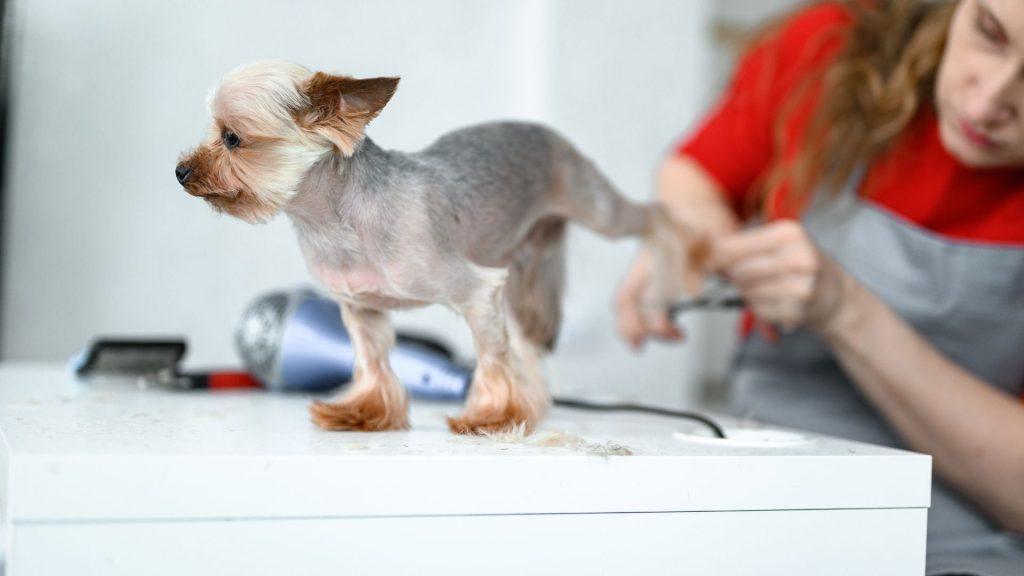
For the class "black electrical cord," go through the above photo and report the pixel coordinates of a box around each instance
[552,397,727,439]
[411,340,730,439]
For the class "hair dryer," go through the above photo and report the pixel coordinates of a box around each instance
[235,288,470,399]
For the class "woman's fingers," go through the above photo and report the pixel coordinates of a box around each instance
[614,255,651,348]
[645,302,684,342]
[710,220,848,331]
[711,220,805,271]
[726,242,817,288]
[615,250,685,349]
[744,274,815,305]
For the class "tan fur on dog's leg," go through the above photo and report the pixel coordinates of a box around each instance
[506,314,550,423]
[309,303,409,431]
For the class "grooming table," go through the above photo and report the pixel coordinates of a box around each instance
[0,363,930,575]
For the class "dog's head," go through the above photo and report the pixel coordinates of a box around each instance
[175,61,399,223]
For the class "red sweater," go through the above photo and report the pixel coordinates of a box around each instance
[678,3,1024,245]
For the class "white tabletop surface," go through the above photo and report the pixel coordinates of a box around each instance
[0,363,931,523]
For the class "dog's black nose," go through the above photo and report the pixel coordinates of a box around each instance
[175,163,193,185]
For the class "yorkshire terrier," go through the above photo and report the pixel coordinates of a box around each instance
[176,61,693,435]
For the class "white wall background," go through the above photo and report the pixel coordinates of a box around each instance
[0,0,791,408]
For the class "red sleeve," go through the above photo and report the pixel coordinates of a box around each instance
[676,3,854,211]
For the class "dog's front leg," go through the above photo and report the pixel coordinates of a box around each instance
[447,268,549,435]
[309,303,410,431]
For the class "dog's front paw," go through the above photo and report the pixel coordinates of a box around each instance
[647,208,708,300]
[310,384,409,432]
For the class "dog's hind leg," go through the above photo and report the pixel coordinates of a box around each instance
[309,303,410,431]
[447,265,549,435]
[505,217,567,352]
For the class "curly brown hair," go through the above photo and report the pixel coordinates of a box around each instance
[752,0,957,216]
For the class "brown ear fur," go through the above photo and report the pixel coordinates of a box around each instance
[298,73,399,156]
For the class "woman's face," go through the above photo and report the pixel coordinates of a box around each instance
[936,0,1024,169]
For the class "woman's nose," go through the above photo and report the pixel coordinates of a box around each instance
[967,65,1020,127]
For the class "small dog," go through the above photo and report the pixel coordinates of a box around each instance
[177,61,691,434]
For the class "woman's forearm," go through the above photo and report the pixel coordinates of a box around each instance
[822,275,1024,533]
[656,155,740,236]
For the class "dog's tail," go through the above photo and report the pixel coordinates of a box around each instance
[506,217,567,352]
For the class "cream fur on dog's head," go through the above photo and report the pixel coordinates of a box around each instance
[176,61,399,223]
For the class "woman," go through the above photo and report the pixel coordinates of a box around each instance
[617,1,1024,573]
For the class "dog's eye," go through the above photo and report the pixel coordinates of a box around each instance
[222,130,241,150]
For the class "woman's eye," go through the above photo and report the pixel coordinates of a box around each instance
[976,11,1004,44]
[222,131,241,149]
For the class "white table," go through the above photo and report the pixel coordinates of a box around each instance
[0,363,930,575]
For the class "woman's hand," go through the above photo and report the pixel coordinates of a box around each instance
[710,219,853,333]
[615,247,686,349]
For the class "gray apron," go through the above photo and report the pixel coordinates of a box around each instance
[730,174,1024,576]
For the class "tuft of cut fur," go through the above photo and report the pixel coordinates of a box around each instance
[480,427,635,457]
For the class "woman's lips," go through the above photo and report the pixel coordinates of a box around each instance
[959,118,997,149]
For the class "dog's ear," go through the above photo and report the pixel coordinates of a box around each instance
[298,73,399,156]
